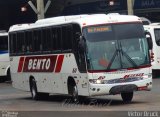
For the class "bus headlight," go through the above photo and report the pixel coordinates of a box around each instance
[143,74,152,79]
[89,79,104,84]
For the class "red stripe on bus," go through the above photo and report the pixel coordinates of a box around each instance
[18,57,25,72]
[55,55,64,73]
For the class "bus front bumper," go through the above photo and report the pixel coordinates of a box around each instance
[89,78,152,96]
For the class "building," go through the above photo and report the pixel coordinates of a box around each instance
[134,0,160,22]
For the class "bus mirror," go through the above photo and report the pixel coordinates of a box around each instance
[78,36,86,53]
[145,32,153,50]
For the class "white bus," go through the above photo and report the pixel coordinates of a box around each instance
[144,23,160,77]
[0,31,10,82]
[9,14,152,103]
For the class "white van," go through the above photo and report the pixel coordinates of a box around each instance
[144,23,160,77]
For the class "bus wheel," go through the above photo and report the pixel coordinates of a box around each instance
[71,85,79,102]
[0,77,5,83]
[121,92,133,103]
[6,69,11,81]
[30,79,39,100]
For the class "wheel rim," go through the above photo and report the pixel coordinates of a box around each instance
[31,83,36,99]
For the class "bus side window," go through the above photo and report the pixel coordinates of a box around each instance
[25,31,33,53]
[57,27,62,52]
[42,28,52,52]
[17,32,25,54]
[10,33,17,55]
[51,27,61,52]
[51,28,56,51]
[47,28,53,52]
[62,25,73,51]
[33,29,42,52]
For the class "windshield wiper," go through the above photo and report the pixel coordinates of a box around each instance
[107,49,119,70]
[107,42,138,70]
[119,42,138,68]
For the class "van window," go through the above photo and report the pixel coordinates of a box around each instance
[155,29,160,46]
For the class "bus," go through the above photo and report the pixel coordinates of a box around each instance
[9,14,152,103]
[0,31,10,82]
[144,23,160,77]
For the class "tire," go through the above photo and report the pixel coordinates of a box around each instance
[71,85,79,102]
[121,92,133,103]
[6,69,11,82]
[0,77,5,83]
[30,79,49,100]
[30,79,40,100]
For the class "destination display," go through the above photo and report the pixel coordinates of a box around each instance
[87,26,112,33]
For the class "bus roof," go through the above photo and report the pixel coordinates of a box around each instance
[9,14,142,32]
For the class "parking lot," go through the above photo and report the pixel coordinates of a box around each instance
[0,79,160,111]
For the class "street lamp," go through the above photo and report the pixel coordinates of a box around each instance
[109,1,114,6]
[21,6,27,12]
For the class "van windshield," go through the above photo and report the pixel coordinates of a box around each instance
[83,23,150,71]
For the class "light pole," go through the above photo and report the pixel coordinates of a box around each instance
[127,0,134,15]
[28,0,51,20]
[37,0,45,19]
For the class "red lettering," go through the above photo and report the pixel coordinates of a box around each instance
[124,73,144,79]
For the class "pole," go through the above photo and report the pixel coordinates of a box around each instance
[127,0,134,15]
[37,0,45,19]
[28,0,51,20]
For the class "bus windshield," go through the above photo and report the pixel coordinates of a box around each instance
[83,23,150,71]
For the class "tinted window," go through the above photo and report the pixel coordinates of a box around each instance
[114,23,145,40]
[9,24,81,57]
[0,36,8,51]
[17,32,25,53]
[10,33,17,54]
[155,29,160,46]
[41,28,52,52]
[33,30,42,52]
[62,25,73,51]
